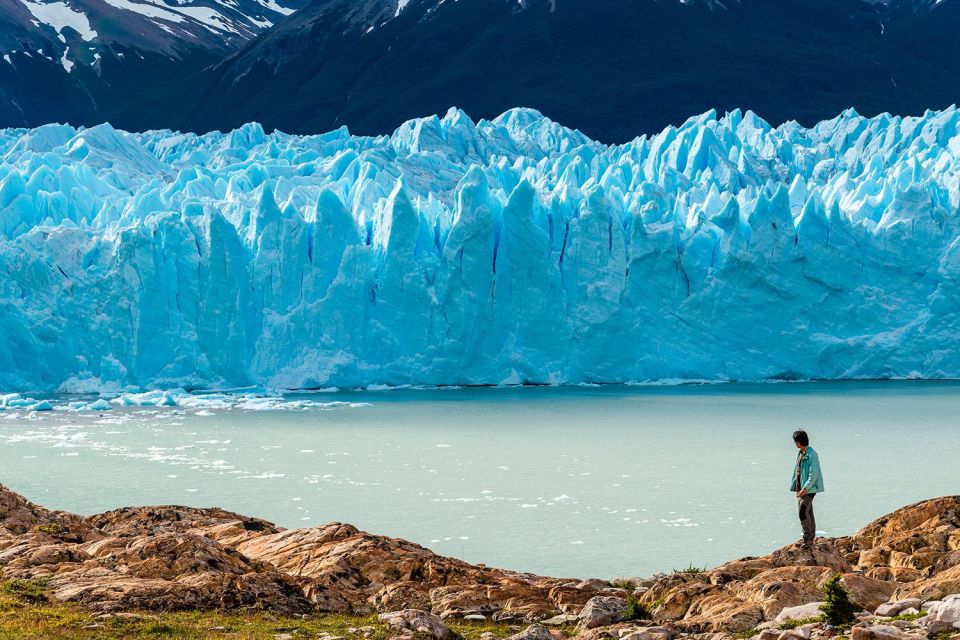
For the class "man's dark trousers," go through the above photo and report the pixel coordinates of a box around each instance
[799,493,816,545]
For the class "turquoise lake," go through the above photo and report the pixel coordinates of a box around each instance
[2,381,958,578]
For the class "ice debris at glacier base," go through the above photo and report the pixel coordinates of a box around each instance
[0,390,368,413]
[2,106,960,391]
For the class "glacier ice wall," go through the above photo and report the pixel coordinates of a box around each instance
[3,106,960,391]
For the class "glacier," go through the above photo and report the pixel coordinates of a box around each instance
[2,106,960,392]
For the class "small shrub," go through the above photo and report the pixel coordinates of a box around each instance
[819,575,858,626]
[734,629,760,639]
[621,595,651,621]
[610,579,635,591]
[672,564,707,575]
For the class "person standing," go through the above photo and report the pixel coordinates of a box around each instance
[790,429,823,549]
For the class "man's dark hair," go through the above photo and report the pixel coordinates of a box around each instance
[793,429,809,446]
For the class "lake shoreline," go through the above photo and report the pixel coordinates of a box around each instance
[2,484,959,640]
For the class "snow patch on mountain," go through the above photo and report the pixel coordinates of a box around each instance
[3,107,960,391]
[19,0,97,42]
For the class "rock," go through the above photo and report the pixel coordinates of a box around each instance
[898,565,960,601]
[774,602,824,624]
[463,613,487,621]
[378,610,452,640]
[3,482,960,636]
[757,630,780,640]
[898,608,919,616]
[925,595,960,632]
[578,596,629,629]
[770,541,851,573]
[777,630,810,640]
[575,622,639,640]
[506,623,555,640]
[849,625,918,640]
[836,574,897,611]
[619,626,674,640]
[875,599,922,617]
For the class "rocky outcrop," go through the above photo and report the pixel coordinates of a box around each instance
[1,483,959,639]
[0,483,609,618]
[635,496,960,633]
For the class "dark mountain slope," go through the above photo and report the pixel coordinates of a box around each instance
[179,0,960,142]
[0,0,306,129]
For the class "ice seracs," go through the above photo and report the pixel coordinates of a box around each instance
[3,106,960,391]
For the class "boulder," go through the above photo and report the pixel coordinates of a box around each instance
[849,625,919,640]
[836,574,896,611]
[774,602,824,624]
[925,595,960,632]
[578,596,629,629]
[506,624,555,640]
[875,599,922,617]
[770,542,850,573]
[619,626,674,640]
[378,610,452,640]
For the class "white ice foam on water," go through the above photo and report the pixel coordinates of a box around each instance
[5,108,960,391]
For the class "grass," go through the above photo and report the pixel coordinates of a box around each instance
[671,564,707,575]
[890,612,926,622]
[0,580,573,640]
[733,629,759,639]
[1,579,51,604]
[779,616,824,629]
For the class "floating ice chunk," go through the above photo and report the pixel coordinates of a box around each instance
[116,391,179,407]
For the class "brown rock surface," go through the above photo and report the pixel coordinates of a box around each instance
[1,483,959,633]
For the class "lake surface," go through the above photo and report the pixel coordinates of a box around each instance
[2,381,959,578]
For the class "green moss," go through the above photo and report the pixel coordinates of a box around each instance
[890,612,926,622]
[779,616,824,630]
[32,523,68,538]
[733,628,760,639]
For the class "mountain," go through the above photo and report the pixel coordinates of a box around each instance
[176,0,960,142]
[3,105,960,390]
[0,0,305,129]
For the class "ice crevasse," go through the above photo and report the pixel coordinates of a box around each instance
[2,106,960,392]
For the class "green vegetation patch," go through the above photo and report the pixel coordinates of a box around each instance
[0,580,566,640]
[779,616,824,630]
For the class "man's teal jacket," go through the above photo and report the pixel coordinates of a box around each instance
[790,446,824,493]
